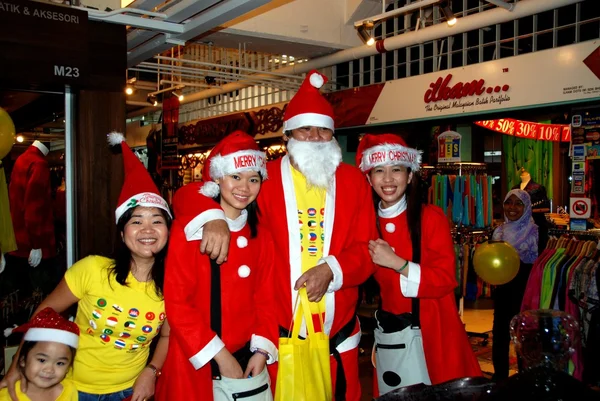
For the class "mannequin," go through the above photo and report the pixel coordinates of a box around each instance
[519,168,531,190]
[4,140,59,299]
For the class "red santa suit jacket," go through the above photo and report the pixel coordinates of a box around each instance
[173,155,378,353]
[376,201,482,385]
[8,146,55,258]
[155,210,279,400]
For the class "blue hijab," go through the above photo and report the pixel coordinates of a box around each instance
[492,189,539,264]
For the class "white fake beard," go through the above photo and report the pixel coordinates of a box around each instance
[286,137,342,190]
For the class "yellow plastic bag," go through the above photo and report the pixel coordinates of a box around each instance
[275,287,332,401]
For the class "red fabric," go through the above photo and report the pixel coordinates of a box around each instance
[156,218,278,400]
[520,248,555,311]
[172,158,378,400]
[376,205,482,387]
[14,306,79,336]
[9,146,55,258]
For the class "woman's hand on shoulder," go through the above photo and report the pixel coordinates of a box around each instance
[0,363,25,401]
[131,367,156,401]
[369,239,404,271]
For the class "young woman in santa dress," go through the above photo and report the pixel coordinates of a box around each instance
[356,133,482,396]
[155,131,278,401]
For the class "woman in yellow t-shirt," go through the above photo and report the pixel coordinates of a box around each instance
[0,133,172,401]
[0,308,79,401]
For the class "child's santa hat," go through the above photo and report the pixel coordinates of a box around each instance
[108,132,172,223]
[200,131,268,198]
[283,70,334,132]
[7,307,80,348]
[356,133,422,173]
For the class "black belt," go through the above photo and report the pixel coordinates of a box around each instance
[279,316,357,401]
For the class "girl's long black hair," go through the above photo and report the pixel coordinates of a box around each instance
[109,207,172,297]
[371,168,424,244]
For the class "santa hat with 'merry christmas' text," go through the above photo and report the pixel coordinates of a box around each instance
[108,132,172,223]
[356,133,422,173]
[283,70,334,132]
[200,130,268,198]
[7,307,80,348]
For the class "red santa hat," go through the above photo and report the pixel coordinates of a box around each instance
[108,132,172,223]
[200,131,268,198]
[356,133,422,173]
[9,307,80,348]
[283,70,334,132]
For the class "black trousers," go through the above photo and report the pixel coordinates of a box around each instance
[492,261,532,379]
[0,254,61,300]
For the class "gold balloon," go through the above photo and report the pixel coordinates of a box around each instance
[473,240,520,285]
[0,108,16,160]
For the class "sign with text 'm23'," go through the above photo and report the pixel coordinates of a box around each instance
[0,0,88,89]
[473,119,571,142]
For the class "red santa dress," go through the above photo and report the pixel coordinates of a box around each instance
[8,145,55,258]
[155,204,279,400]
[374,200,482,392]
[173,156,378,401]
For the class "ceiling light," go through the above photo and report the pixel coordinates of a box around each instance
[172,91,184,101]
[440,2,457,26]
[125,86,134,95]
[357,21,375,46]
[16,135,24,143]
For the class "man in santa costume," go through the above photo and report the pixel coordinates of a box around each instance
[173,71,378,401]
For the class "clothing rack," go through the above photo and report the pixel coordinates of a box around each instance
[452,226,494,345]
[548,228,600,238]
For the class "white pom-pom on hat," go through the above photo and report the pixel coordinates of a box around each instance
[309,72,324,89]
[199,181,220,198]
[4,325,17,338]
[107,131,126,146]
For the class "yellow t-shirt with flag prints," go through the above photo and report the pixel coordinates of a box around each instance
[64,255,165,394]
[291,166,327,315]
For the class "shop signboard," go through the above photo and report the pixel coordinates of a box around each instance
[326,40,600,128]
[474,118,571,142]
[571,106,600,159]
[0,0,89,90]
[437,130,461,162]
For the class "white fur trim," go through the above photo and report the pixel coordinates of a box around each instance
[184,209,226,241]
[115,192,171,223]
[250,334,278,364]
[208,150,267,181]
[236,236,248,248]
[378,196,407,218]
[336,323,361,354]
[226,210,247,232]
[237,265,251,278]
[359,143,422,172]
[320,255,342,292]
[107,131,125,146]
[189,335,225,370]
[309,72,324,89]
[400,262,421,297]
[199,181,220,198]
[385,222,396,233]
[24,328,79,348]
[32,141,49,156]
[283,113,335,132]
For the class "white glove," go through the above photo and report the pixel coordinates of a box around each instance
[28,249,42,268]
[0,253,5,274]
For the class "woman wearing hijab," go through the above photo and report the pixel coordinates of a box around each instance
[491,189,539,381]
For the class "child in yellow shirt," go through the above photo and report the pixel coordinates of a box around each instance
[0,308,79,401]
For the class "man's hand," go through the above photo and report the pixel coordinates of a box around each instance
[294,263,334,302]
[244,352,267,378]
[28,249,42,268]
[200,220,230,264]
[214,348,243,379]
[368,239,404,271]
[0,363,25,401]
